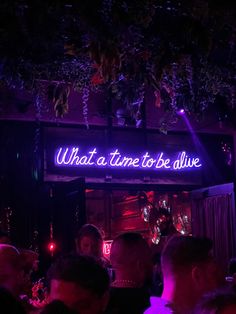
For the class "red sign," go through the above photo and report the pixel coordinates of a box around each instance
[103,240,113,258]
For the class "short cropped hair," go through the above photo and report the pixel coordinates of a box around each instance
[193,288,236,314]
[161,235,213,274]
[75,224,103,242]
[110,232,151,267]
[0,244,21,270]
[40,300,76,314]
[47,254,109,297]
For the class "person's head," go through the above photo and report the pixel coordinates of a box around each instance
[40,300,77,314]
[20,249,39,274]
[110,232,152,286]
[75,224,103,258]
[0,230,11,244]
[161,235,223,306]
[194,289,236,314]
[47,254,110,314]
[0,244,24,296]
[0,287,26,314]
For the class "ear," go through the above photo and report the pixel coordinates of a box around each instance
[101,290,110,311]
[191,265,204,288]
[136,259,144,273]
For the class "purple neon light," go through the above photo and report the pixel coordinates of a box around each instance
[55,147,202,171]
[177,108,185,115]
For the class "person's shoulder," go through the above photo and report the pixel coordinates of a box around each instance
[144,297,173,314]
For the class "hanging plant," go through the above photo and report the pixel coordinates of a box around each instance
[0,1,235,125]
[52,84,70,118]
[82,86,90,129]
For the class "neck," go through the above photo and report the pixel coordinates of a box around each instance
[112,279,140,288]
[112,269,142,288]
[161,277,197,314]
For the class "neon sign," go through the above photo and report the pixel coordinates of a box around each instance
[103,240,113,258]
[55,147,202,171]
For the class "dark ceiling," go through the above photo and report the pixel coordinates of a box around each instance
[0,1,235,134]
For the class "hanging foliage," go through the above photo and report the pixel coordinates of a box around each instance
[0,0,235,127]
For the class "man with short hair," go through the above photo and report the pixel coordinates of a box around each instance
[47,254,110,314]
[0,244,24,297]
[106,232,153,314]
[145,235,223,314]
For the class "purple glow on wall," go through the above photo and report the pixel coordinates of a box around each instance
[55,147,202,171]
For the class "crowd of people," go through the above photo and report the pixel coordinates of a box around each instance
[0,226,236,314]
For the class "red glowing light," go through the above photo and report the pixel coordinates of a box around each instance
[48,242,56,252]
[103,241,113,258]
[177,108,185,115]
